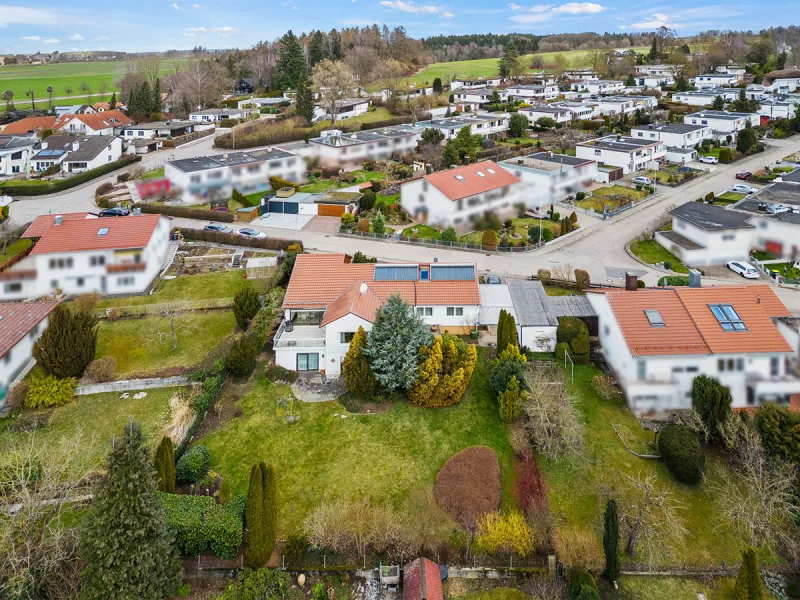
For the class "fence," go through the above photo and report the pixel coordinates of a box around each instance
[0,241,32,272]
[161,128,215,148]
[558,187,661,220]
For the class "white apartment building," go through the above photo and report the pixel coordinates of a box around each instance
[0,301,58,407]
[452,88,509,105]
[555,101,601,120]
[0,135,37,177]
[588,285,800,414]
[575,135,665,174]
[121,120,208,141]
[297,128,418,169]
[763,76,800,94]
[275,254,480,376]
[53,111,133,136]
[380,86,434,101]
[672,88,739,106]
[400,160,521,230]
[630,122,712,148]
[499,151,597,209]
[683,110,760,136]
[637,64,679,77]
[519,106,572,124]
[449,77,504,91]
[189,108,254,122]
[505,84,559,101]
[759,100,796,120]
[312,98,371,123]
[412,114,509,141]
[0,213,171,301]
[692,73,741,89]
[635,73,675,88]
[574,80,624,94]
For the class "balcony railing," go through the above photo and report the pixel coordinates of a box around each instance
[273,320,326,349]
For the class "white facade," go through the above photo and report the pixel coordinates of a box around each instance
[380,86,433,101]
[575,135,665,174]
[684,111,760,134]
[303,129,418,169]
[453,89,508,104]
[62,137,123,174]
[0,137,35,177]
[0,310,52,403]
[55,115,113,136]
[635,74,674,88]
[672,89,738,106]
[764,77,800,94]
[189,108,253,122]
[692,73,740,89]
[556,102,600,120]
[630,123,712,148]
[576,80,624,94]
[499,152,598,209]
[759,101,796,120]
[519,107,572,124]
[449,77,503,91]
[505,85,559,101]
[638,64,679,77]
[412,114,509,141]
[655,217,752,267]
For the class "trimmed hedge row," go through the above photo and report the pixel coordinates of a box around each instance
[140,203,235,223]
[657,275,690,287]
[156,492,244,558]
[175,227,303,252]
[0,156,141,196]
[359,115,417,131]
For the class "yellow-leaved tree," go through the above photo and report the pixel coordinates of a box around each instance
[409,335,478,407]
[477,510,535,557]
[407,338,443,406]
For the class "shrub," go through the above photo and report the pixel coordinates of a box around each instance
[264,364,297,383]
[371,211,386,235]
[754,403,800,464]
[537,268,551,282]
[268,176,301,191]
[592,374,620,400]
[551,211,560,222]
[342,326,380,400]
[434,446,502,530]
[154,436,176,493]
[477,510,535,557]
[24,372,77,409]
[217,569,292,600]
[489,348,527,396]
[408,336,477,407]
[658,424,705,484]
[157,492,243,558]
[357,218,369,233]
[360,190,376,210]
[5,381,28,410]
[499,376,526,423]
[663,260,673,271]
[555,526,604,572]
[176,446,211,484]
[84,356,117,383]
[0,156,140,196]
[555,341,571,363]
[557,316,584,344]
[249,306,280,351]
[33,304,98,379]
[692,375,732,442]
[637,279,646,288]
[442,227,457,242]
[75,292,101,312]
[340,212,355,227]
[574,269,590,291]
[575,191,586,201]
[705,191,715,201]
[568,571,599,598]
[227,335,259,377]
[658,275,689,287]
[233,286,261,330]
[174,227,300,251]
[482,229,498,249]
[570,327,590,365]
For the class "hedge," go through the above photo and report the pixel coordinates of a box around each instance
[178,359,227,457]
[556,317,584,344]
[268,176,300,191]
[156,492,243,558]
[359,115,417,131]
[176,445,211,484]
[658,424,705,484]
[0,156,141,196]
[140,203,235,223]
[175,227,302,252]
[657,275,690,287]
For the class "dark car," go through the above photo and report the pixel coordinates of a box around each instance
[203,223,231,233]
[98,207,130,217]
[486,276,501,284]
[736,171,752,180]
[210,206,230,212]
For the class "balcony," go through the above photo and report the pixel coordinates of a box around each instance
[746,372,800,403]
[107,262,147,273]
[273,320,326,349]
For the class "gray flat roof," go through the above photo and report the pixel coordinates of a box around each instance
[633,122,709,134]
[309,127,414,147]
[244,147,296,161]
[735,183,800,223]
[658,230,706,251]
[670,202,754,230]
[191,108,247,115]
[686,110,755,120]
[209,152,263,167]
[507,279,595,327]
[501,151,592,171]
[168,156,227,173]
[125,120,195,130]
[579,135,658,151]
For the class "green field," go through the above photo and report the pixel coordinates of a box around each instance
[0,59,185,109]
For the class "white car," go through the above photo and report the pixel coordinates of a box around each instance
[236,228,266,239]
[699,156,718,164]
[726,261,760,279]
[731,184,756,194]
[631,176,652,185]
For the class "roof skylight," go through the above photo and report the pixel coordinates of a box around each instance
[644,309,665,327]
[96,227,109,236]
[709,304,747,331]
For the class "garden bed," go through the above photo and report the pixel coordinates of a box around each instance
[576,185,648,212]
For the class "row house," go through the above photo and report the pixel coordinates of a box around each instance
[297,127,418,169]
[411,114,509,141]
[505,84,559,102]
[519,105,572,124]
[692,73,741,89]
[449,77,503,91]
[683,110,760,139]
[0,135,37,177]
[499,151,597,210]
[575,134,665,174]
[630,122,712,149]
[452,88,509,106]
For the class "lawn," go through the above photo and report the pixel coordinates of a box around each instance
[458,218,561,245]
[141,167,164,180]
[576,185,648,212]
[542,364,769,568]
[449,587,529,600]
[95,310,236,378]
[629,239,689,273]
[301,170,387,194]
[95,271,273,311]
[401,224,443,239]
[761,262,800,278]
[542,284,584,297]
[752,249,778,261]
[0,238,32,263]
[715,191,745,204]
[300,179,335,193]
[198,349,516,535]
[0,386,181,471]
[313,107,396,129]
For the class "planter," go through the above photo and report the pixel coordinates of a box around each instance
[470,330,478,340]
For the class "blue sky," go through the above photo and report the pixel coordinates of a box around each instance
[0,1,766,53]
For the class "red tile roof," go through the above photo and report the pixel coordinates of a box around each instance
[593,285,791,357]
[403,558,443,600]
[1,116,57,135]
[422,160,520,201]
[29,214,162,255]
[22,213,97,239]
[283,254,480,311]
[54,110,133,132]
[320,280,383,326]
[0,301,58,358]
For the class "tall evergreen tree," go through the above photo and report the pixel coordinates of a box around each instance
[342,326,380,399]
[139,80,153,119]
[109,91,117,110]
[33,304,98,379]
[432,77,443,94]
[260,462,277,560]
[648,36,658,61]
[233,285,261,330]
[308,30,327,67]
[154,436,176,493]
[295,74,315,126]
[734,548,765,599]
[245,464,267,568]
[81,422,182,599]
[152,78,163,114]
[497,309,518,354]
[275,30,307,89]
[603,499,620,582]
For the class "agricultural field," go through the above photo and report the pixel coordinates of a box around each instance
[0,59,185,110]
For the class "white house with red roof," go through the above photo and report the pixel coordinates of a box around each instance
[0,212,171,300]
[587,285,800,414]
[0,301,58,407]
[275,254,480,376]
[400,160,522,231]
[53,110,133,136]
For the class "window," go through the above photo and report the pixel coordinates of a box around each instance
[29,324,40,338]
[455,174,466,181]
[4,350,10,364]
[709,304,747,331]
[771,356,779,376]
[117,276,135,286]
[97,227,109,236]
[11,151,22,160]
[594,149,601,156]
[420,269,429,281]
[5,282,22,293]
[644,309,665,327]
[90,255,106,266]
[416,306,433,316]
[722,234,735,241]
[637,360,646,381]
[339,332,355,344]
[190,175,201,184]
[297,353,319,371]
[446,307,464,316]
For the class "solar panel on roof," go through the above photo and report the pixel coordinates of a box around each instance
[430,265,476,281]
[373,265,418,281]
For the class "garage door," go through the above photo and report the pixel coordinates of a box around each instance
[267,201,299,214]
[318,204,346,217]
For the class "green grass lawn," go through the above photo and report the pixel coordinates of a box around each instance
[615,575,781,600]
[542,284,584,296]
[300,179,335,193]
[629,239,690,273]
[761,262,800,278]
[198,349,515,535]
[458,218,561,245]
[95,310,236,378]
[715,191,745,204]
[543,364,770,568]
[313,107,396,129]
[0,386,180,471]
[141,167,164,180]
[752,250,778,261]
[450,587,529,600]
[577,185,648,212]
[401,224,442,239]
[0,238,32,263]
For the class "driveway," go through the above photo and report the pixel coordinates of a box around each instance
[302,216,340,234]
[253,213,314,230]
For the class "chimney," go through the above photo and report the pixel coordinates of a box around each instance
[625,272,638,291]
[54,215,63,226]
[133,207,141,216]
[688,269,702,288]
[433,257,439,263]
[757,294,761,304]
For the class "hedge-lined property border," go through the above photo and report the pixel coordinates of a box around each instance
[0,156,142,196]
[174,227,303,252]
[140,204,235,223]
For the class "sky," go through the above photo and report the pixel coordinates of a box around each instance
[0,1,772,54]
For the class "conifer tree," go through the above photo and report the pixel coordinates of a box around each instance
[498,375,524,422]
[734,548,765,600]
[260,462,277,560]
[275,30,308,89]
[81,422,182,599]
[408,338,443,406]
[342,326,380,399]
[33,304,98,379]
[603,499,620,581]
[152,78,163,114]
[109,91,117,110]
[154,435,176,493]
[295,74,315,126]
[245,463,267,568]
[233,285,261,330]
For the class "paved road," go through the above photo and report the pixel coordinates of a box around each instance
[9,135,800,311]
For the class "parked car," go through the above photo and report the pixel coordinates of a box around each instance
[204,223,231,233]
[98,207,130,217]
[486,276,501,284]
[699,156,718,164]
[236,228,266,239]
[210,206,230,212]
[736,171,752,180]
[726,261,760,279]
[731,184,756,194]
[766,203,791,215]
[631,176,652,185]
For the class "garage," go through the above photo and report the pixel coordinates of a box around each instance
[266,200,299,214]
[317,203,346,217]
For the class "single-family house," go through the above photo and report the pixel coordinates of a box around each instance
[0,301,58,407]
[0,213,171,300]
[53,111,133,136]
[189,108,254,122]
[452,88,509,106]
[683,110,760,138]
[32,135,123,174]
[637,64,679,77]
[519,105,572,124]
[275,254,480,376]
[449,77,503,91]
[575,135,665,174]
[630,122,712,148]
[0,116,57,136]
[498,151,597,209]
[654,202,754,266]
[92,101,127,112]
[505,84,559,101]
[380,85,434,101]
[672,88,737,106]
[120,120,207,152]
[635,73,675,88]
[237,97,293,110]
[563,69,599,81]
[555,101,600,120]
[400,160,521,230]
[759,100,796,120]
[713,64,747,77]
[298,127,418,169]
[233,78,261,95]
[53,105,97,118]
[588,285,800,414]
[692,73,741,89]
[574,80,624,94]
[411,113,509,140]
[762,70,800,94]
[0,135,37,177]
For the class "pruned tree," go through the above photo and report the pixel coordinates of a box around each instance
[603,498,621,581]
[522,365,583,460]
[33,304,98,379]
[312,59,355,128]
[153,436,176,494]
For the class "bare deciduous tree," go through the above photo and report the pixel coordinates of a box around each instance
[522,365,584,460]
[312,59,356,128]
[98,82,108,101]
[153,304,195,351]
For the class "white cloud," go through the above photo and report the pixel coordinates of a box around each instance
[0,5,58,27]
[22,35,41,40]
[183,25,236,37]
[509,1,603,24]
[630,12,675,29]
[507,2,526,10]
[42,38,59,44]
[192,2,200,6]
[380,0,440,14]
[441,10,454,17]
[529,4,552,11]
[171,2,180,9]
[551,2,603,13]
[618,24,626,29]
[93,35,109,41]
[68,33,84,41]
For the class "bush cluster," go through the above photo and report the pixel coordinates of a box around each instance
[0,156,140,196]
[156,492,243,558]
[174,227,301,252]
[24,372,77,409]
[84,357,117,383]
[177,359,226,457]
[227,334,259,377]
[568,571,599,598]
[176,445,211,484]
[658,424,705,484]
[658,275,690,287]
[556,317,589,364]
[268,175,301,191]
